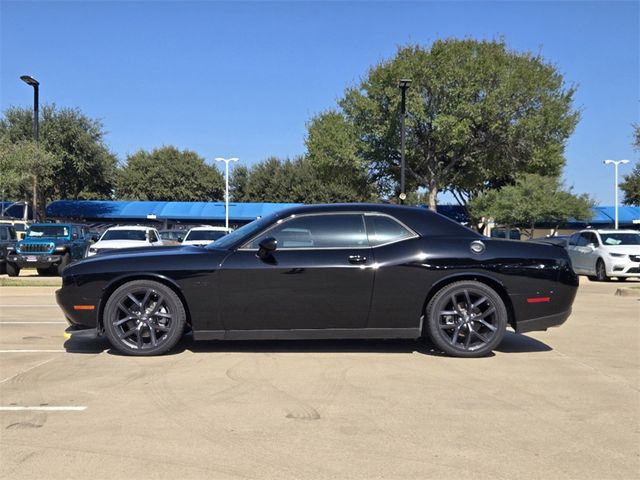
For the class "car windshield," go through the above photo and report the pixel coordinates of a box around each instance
[600,233,640,246]
[27,225,69,238]
[208,215,275,250]
[101,230,147,241]
[160,231,181,240]
[185,230,227,242]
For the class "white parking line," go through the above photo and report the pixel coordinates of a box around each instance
[0,305,58,307]
[0,358,54,384]
[0,350,66,353]
[0,322,66,324]
[0,406,87,411]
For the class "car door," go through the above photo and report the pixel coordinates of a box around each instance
[566,233,582,272]
[217,213,374,332]
[572,232,595,273]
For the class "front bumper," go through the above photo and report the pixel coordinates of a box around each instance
[607,259,640,277]
[514,309,572,334]
[7,253,62,268]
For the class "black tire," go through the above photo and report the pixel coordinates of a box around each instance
[6,262,19,277]
[103,280,186,356]
[595,259,609,282]
[587,276,598,282]
[56,253,71,276]
[0,262,5,275]
[425,281,508,358]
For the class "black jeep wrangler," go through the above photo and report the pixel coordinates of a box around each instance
[0,224,18,275]
[6,223,92,276]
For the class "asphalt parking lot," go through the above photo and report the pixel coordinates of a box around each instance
[0,277,638,480]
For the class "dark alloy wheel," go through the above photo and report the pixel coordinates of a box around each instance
[425,281,507,357]
[103,280,186,356]
[595,259,609,282]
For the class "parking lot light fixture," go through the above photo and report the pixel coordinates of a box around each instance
[603,159,630,229]
[398,79,411,204]
[20,75,40,221]
[215,157,239,229]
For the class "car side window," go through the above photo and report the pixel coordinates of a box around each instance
[0,227,7,240]
[365,215,415,246]
[577,232,592,247]
[589,233,600,246]
[244,214,367,249]
[148,230,158,243]
[568,233,579,246]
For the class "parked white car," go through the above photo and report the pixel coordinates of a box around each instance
[182,226,231,247]
[567,229,640,281]
[87,226,163,257]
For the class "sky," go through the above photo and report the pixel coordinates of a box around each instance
[1,0,638,205]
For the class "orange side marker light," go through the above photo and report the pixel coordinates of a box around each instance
[73,305,95,311]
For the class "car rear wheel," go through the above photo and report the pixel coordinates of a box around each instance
[425,281,507,358]
[6,262,19,277]
[595,259,609,282]
[103,280,186,356]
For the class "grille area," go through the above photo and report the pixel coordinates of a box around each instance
[18,243,54,254]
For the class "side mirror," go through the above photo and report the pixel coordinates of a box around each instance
[178,237,183,243]
[257,237,277,260]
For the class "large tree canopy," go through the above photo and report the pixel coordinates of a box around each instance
[620,126,640,206]
[309,39,579,210]
[116,146,224,201]
[469,174,593,238]
[230,156,366,203]
[0,104,118,216]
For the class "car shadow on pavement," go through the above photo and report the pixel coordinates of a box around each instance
[63,331,552,356]
[495,331,552,353]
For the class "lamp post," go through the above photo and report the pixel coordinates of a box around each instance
[20,75,39,221]
[215,157,239,229]
[603,159,630,230]
[398,79,411,204]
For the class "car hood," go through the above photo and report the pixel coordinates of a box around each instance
[19,237,69,245]
[92,240,150,249]
[602,245,640,254]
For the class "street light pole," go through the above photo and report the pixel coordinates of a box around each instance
[20,75,39,221]
[398,79,411,204]
[603,159,630,230]
[215,157,239,229]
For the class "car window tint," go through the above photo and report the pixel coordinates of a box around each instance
[149,230,158,242]
[568,233,579,246]
[0,228,6,240]
[245,214,367,249]
[366,215,414,246]
[577,233,591,247]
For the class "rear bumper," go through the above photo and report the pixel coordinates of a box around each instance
[514,309,571,334]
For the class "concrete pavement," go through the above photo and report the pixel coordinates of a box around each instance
[0,279,638,479]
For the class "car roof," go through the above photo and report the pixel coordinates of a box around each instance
[582,229,639,234]
[187,226,230,232]
[106,225,154,231]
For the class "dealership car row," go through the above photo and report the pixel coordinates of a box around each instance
[1,222,231,276]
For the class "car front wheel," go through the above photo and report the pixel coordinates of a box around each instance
[595,259,609,282]
[6,262,19,277]
[103,280,186,356]
[425,281,508,358]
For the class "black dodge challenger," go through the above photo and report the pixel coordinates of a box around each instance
[57,204,578,357]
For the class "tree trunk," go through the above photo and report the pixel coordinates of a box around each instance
[428,185,438,211]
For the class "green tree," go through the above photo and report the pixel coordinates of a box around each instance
[469,174,594,238]
[305,110,373,201]
[326,39,578,210]
[620,126,640,206]
[0,105,118,217]
[230,156,366,203]
[116,146,224,201]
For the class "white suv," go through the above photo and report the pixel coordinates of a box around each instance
[567,229,640,281]
[182,226,231,247]
[87,226,163,256]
